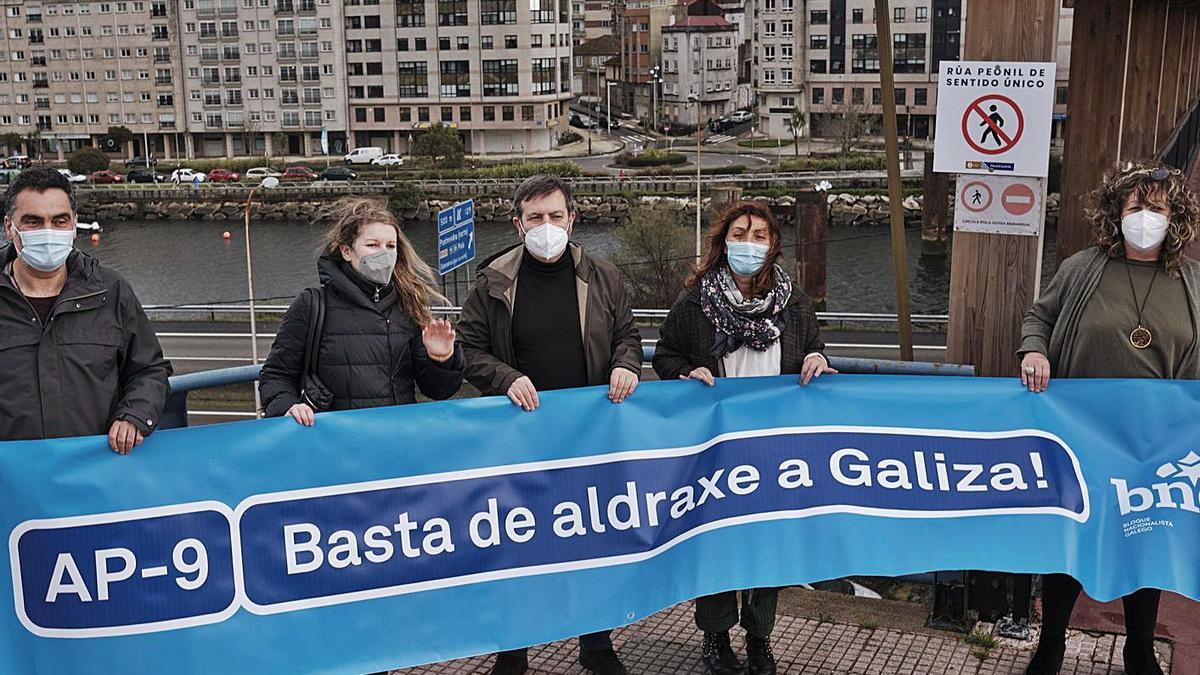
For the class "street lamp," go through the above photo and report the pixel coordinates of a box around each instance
[244,175,279,417]
[606,81,619,134]
[689,93,702,260]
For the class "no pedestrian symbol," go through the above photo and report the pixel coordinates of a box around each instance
[962,94,1024,156]
[960,181,993,213]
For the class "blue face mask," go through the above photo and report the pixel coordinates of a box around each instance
[14,227,75,272]
[726,241,769,276]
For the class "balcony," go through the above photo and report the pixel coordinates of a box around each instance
[155,56,172,64]
[222,54,240,63]
[152,9,168,18]
[298,0,317,12]
[29,36,44,45]
[159,121,176,129]
[276,1,295,11]
[202,77,221,85]
[277,28,296,37]
[31,58,46,67]
[36,122,52,131]
[34,102,50,110]
[156,77,173,86]
[221,30,239,39]
[199,31,218,40]
[32,80,49,89]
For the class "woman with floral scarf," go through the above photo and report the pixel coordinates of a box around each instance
[652,200,834,675]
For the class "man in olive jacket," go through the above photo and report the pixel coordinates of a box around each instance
[457,175,641,675]
[0,168,171,453]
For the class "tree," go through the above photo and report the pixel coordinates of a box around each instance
[25,130,43,164]
[0,132,23,155]
[272,132,289,162]
[786,108,807,158]
[68,147,110,175]
[412,124,465,168]
[107,125,134,156]
[614,205,695,309]
[831,101,870,170]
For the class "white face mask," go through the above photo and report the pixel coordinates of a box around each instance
[1121,209,1170,253]
[13,227,75,272]
[521,222,570,261]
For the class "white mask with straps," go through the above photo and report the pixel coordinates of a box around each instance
[1121,209,1169,253]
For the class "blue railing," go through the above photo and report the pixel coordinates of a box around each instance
[162,353,975,430]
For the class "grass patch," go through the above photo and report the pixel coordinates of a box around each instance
[738,138,791,148]
[778,154,888,172]
[858,620,879,631]
[964,627,998,650]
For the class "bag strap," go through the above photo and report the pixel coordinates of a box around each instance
[302,286,326,380]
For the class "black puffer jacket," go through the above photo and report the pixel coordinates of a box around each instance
[259,254,464,417]
[0,244,172,441]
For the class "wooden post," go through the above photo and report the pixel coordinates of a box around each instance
[1158,6,1187,148]
[795,191,828,310]
[921,151,950,257]
[874,0,914,361]
[946,0,1059,378]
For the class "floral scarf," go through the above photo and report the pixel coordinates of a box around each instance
[699,264,792,359]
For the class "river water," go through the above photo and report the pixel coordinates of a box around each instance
[57,218,1059,313]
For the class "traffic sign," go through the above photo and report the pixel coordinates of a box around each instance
[933,61,1056,177]
[437,199,476,276]
[954,175,1044,237]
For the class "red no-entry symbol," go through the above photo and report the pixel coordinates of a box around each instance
[1002,182,1037,216]
[960,181,993,213]
[961,94,1024,156]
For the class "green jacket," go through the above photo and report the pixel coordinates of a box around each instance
[1019,246,1200,378]
[458,243,642,396]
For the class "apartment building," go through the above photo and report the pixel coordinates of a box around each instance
[340,0,573,154]
[0,0,185,160]
[176,0,348,158]
[572,0,614,45]
[661,15,737,126]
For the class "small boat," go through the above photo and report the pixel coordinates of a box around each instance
[76,221,101,232]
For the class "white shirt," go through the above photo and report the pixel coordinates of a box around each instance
[720,342,782,378]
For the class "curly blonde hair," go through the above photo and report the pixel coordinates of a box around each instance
[319,197,446,326]
[1088,160,1200,277]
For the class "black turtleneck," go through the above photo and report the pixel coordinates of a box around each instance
[511,249,587,391]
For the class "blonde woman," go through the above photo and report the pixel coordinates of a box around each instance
[260,197,462,424]
[1019,162,1200,675]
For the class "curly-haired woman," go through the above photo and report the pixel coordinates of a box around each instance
[1019,162,1200,675]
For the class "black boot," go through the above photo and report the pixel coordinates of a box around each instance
[489,651,528,675]
[1123,638,1165,675]
[1025,636,1065,675]
[700,631,746,675]
[579,647,628,675]
[745,635,777,675]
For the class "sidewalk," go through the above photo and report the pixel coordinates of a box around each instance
[393,589,1174,674]
[466,130,625,162]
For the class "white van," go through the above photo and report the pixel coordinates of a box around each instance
[344,147,385,164]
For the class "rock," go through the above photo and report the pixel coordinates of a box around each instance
[826,194,837,205]
[902,196,922,211]
[777,196,796,207]
[850,204,869,216]
[837,193,856,205]
[860,195,878,205]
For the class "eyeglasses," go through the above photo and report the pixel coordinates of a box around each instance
[1120,162,1177,181]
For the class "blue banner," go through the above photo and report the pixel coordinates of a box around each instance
[1,375,1198,673]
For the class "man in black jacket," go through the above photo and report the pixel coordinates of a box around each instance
[458,175,641,675]
[0,167,171,453]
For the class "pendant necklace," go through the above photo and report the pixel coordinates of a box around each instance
[1123,260,1159,350]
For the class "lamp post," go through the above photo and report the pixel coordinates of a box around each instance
[689,93,702,260]
[607,81,618,134]
[244,175,279,418]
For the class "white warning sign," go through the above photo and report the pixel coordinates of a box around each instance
[954,175,1045,237]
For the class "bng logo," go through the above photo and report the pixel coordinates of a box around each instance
[1111,451,1200,519]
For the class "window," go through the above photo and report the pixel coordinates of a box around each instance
[781,20,793,36]
[852,8,862,23]
[894,88,906,105]
[851,34,879,74]
[502,105,514,121]
[481,35,493,49]
[481,0,516,24]
[457,36,469,50]
[522,105,534,121]
[482,59,518,96]
[440,60,470,97]
[441,106,453,122]
[893,34,926,74]
[397,61,429,97]
[418,107,429,122]
[893,7,905,23]
[530,0,553,23]
[810,59,826,74]
[832,87,844,104]
[483,106,495,121]
[872,87,881,105]
[1055,85,1068,106]
[810,35,826,50]
[399,108,412,122]
[397,0,425,27]
[781,44,794,61]
[505,35,517,49]
[439,37,451,51]
[438,0,467,26]
[762,69,775,85]
[763,45,775,62]
[531,58,556,95]
[810,10,827,25]
[459,106,471,121]
[915,88,928,106]
[374,108,385,122]
[916,7,928,22]
[763,22,775,37]
[852,87,864,105]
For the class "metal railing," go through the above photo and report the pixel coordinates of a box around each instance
[163,354,972,429]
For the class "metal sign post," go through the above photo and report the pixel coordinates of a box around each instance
[437,199,477,306]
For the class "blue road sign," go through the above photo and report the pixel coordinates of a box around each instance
[437,199,476,276]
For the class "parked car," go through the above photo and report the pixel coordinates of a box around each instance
[319,166,357,181]
[206,168,241,182]
[89,170,124,184]
[169,168,207,183]
[5,155,32,169]
[727,110,755,124]
[124,155,158,168]
[282,165,318,181]
[343,146,384,164]
[371,154,405,166]
[0,168,22,185]
[245,167,283,181]
[125,168,166,184]
[570,113,599,130]
[56,169,89,184]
